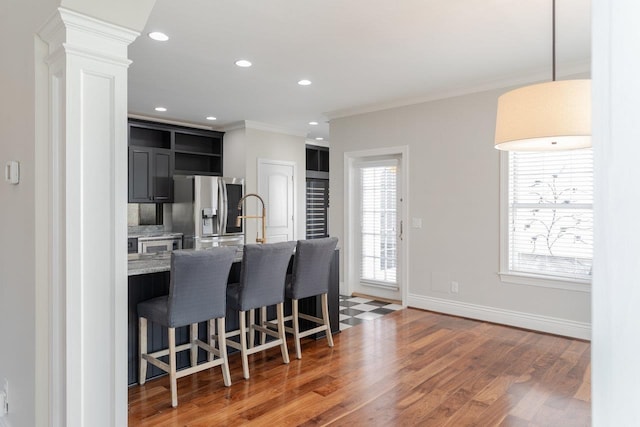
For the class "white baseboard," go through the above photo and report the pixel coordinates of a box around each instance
[339,281,348,296]
[407,293,591,340]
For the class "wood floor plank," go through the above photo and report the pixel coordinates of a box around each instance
[128,308,591,426]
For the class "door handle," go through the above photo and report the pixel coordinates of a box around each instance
[399,220,403,241]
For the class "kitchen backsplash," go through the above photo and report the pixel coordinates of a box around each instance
[128,203,173,228]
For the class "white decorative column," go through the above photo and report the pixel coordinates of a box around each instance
[39,9,138,426]
[592,0,640,424]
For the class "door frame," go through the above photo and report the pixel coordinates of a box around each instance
[257,158,297,241]
[344,146,409,305]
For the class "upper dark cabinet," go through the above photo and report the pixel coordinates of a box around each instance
[173,130,222,176]
[127,119,224,203]
[306,145,329,179]
[129,124,171,149]
[128,147,173,203]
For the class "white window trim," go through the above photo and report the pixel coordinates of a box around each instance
[344,145,409,304]
[499,151,591,293]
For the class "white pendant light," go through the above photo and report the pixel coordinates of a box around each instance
[494,0,591,151]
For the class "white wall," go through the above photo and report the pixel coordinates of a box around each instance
[222,128,247,178]
[0,2,59,426]
[223,123,306,243]
[330,87,591,337]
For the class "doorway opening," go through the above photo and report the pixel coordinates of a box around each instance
[345,146,409,304]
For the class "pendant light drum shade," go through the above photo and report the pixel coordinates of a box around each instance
[494,79,591,151]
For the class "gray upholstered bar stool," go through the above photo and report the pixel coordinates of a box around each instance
[138,247,236,408]
[224,241,296,379]
[265,237,338,359]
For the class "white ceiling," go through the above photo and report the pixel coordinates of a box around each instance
[128,0,591,142]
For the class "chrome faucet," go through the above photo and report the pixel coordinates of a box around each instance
[235,193,267,244]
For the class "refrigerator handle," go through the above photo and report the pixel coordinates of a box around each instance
[219,179,229,234]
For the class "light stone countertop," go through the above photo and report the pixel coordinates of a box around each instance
[128,249,243,276]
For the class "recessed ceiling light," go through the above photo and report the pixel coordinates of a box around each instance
[148,32,169,42]
[206,116,217,121]
[235,59,252,68]
[309,121,319,126]
[315,137,324,141]
[154,107,167,112]
[298,79,312,86]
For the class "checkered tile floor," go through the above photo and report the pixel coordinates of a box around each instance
[339,295,404,331]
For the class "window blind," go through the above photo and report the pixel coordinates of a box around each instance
[508,148,593,281]
[359,161,397,285]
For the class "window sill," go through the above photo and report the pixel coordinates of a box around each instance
[498,271,591,293]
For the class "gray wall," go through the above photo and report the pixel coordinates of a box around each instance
[0,2,58,425]
[329,87,591,334]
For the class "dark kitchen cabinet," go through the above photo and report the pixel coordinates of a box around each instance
[306,145,329,178]
[174,129,223,176]
[128,119,224,203]
[306,145,330,239]
[128,147,173,203]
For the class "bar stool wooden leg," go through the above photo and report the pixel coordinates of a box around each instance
[248,309,255,349]
[260,306,267,345]
[139,317,148,385]
[322,293,333,347]
[190,323,198,367]
[217,317,232,386]
[239,310,250,379]
[277,302,289,364]
[208,319,215,362]
[168,327,178,407]
[292,299,302,359]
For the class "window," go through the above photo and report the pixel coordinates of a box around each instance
[359,160,397,286]
[501,149,593,286]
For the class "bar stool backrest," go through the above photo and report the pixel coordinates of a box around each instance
[237,241,296,311]
[167,247,236,327]
[290,237,338,300]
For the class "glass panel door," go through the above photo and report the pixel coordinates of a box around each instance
[358,160,398,288]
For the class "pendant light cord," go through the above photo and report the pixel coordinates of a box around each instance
[552,0,556,81]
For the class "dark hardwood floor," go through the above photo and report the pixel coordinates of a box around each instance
[128,308,591,426]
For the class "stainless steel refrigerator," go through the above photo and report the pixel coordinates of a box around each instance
[172,176,245,249]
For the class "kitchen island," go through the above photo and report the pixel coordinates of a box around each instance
[128,247,340,386]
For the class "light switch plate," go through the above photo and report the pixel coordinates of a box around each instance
[5,161,19,185]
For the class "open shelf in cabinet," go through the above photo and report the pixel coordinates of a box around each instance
[129,125,171,149]
[174,151,221,176]
[174,131,222,155]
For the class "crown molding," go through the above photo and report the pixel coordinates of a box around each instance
[39,7,139,52]
[326,61,591,121]
[221,120,307,138]
[305,139,330,148]
[127,114,216,130]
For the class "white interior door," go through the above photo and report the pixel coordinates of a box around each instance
[258,159,295,243]
[350,155,404,302]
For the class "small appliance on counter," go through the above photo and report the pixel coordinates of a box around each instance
[172,176,245,249]
[128,225,183,254]
[136,234,182,253]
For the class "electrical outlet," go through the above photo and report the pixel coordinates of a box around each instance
[451,281,459,294]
